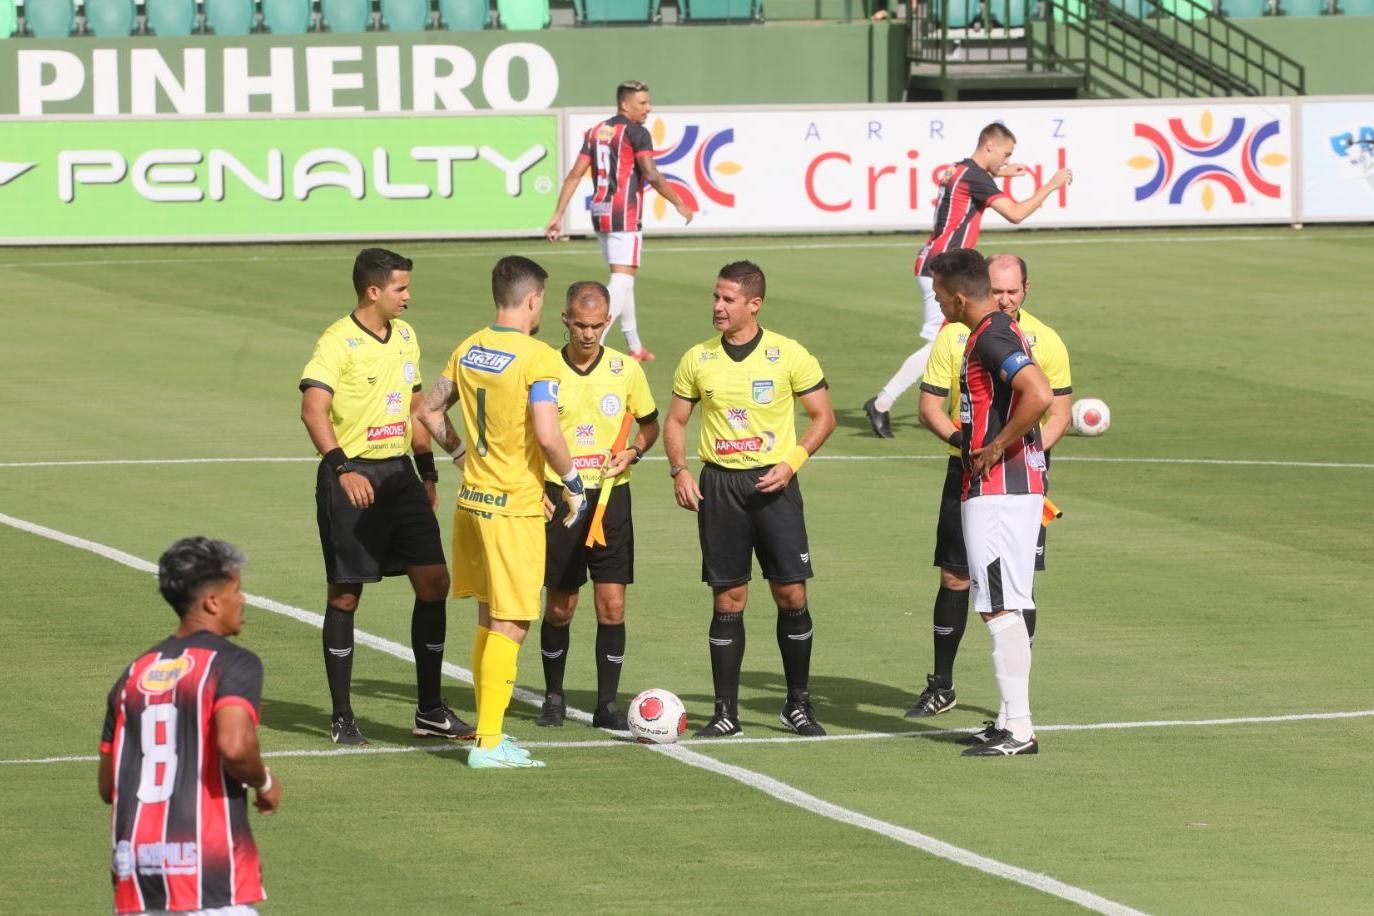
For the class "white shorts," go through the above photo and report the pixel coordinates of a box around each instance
[598,231,642,268]
[961,494,1043,613]
[916,275,943,341]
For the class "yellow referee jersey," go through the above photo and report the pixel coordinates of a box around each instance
[920,309,1072,457]
[544,346,657,489]
[300,315,422,459]
[442,326,562,518]
[672,328,825,469]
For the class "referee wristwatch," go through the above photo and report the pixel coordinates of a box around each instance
[630,445,645,465]
[669,463,689,478]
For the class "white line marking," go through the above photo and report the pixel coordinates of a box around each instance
[658,743,1145,916]
[3,455,1371,471]
[2,231,1370,270]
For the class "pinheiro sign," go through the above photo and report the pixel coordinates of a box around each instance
[0,112,560,243]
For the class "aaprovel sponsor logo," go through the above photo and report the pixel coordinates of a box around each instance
[458,483,509,507]
[460,346,515,374]
[367,422,406,441]
[715,436,765,454]
[572,454,605,470]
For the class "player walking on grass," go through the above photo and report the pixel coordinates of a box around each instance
[908,254,1072,733]
[300,248,469,747]
[99,537,281,915]
[536,282,660,731]
[419,256,588,769]
[545,79,694,362]
[663,260,836,738]
[928,248,1052,757]
[864,122,1071,438]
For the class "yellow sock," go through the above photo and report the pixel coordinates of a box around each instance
[471,625,490,712]
[476,631,519,750]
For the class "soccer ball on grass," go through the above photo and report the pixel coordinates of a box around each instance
[1070,397,1111,437]
[627,688,688,745]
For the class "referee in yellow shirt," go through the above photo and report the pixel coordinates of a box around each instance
[299,248,470,746]
[535,282,660,731]
[418,256,588,769]
[911,253,1072,741]
[663,261,836,738]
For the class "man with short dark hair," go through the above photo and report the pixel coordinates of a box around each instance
[99,536,281,915]
[419,255,590,768]
[536,281,660,731]
[927,248,1053,757]
[300,247,469,746]
[545,80,694,362]
[864,122,1072,438]
[664,260,836,738]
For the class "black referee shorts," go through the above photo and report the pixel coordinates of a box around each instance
[697,463,813,588]
[315,456,445,584]
[544,481,634,592]
[933,455,1047,573]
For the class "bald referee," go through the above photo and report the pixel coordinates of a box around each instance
[664,260,836,738]
[300,248,472,746]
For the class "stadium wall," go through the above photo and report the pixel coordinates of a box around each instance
[3,95,1369,244]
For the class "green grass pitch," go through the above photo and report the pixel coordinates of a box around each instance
[2,226,1373,914]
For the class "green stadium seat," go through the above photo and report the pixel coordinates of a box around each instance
[679,0,758,20]
[495,0,550,26]
[262,0,311,30]
[2,0,18,35]
[382,0,432,28]
[23,0,75,35]
[1278,0,1326,11]
[145,0,196,33]
[439,0,490,25]
[204,0,257,32]
[1221,0,1268,13]
[84,0,136,33]
[1339,0,1374,10]
[322,0,372,30]
[1155,0,1209,17]
[575,0,658,22]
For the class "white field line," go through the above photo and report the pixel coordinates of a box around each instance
[3,455,1373,471]
[2,231,1371,271]
[3,511,1143,914]
[8,709,1370,766]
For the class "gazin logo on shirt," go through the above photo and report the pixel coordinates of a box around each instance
[460,346,516,373]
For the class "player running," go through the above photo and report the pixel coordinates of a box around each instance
[545,79,694,362]
[99,537,281,914]
[864,122,1071,438]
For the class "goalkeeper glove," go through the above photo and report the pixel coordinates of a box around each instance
[560,469,588,529]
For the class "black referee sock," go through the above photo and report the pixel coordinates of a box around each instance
[595,622,627,710]
[775,606,815,695]
[1023,608,1038,645]
[708,611,745,714]
[322,605,355,720]
[540,620,570,698]
[931,586,971,687]
[411,598,446,712]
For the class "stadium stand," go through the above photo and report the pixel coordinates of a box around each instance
[322,0,372,29]
[23,0,75,35]
[679,0,760,20]
[382,0,432,28]
[145,0,197,33]
[1340,0,1374,11]
[204,0,257,33]
[262,0,312,30]
[439,0,491,26]
[1221,0,1270,13]
[2,0,17,35]
[1279,0,1327,12]
[495,0,550,27]
[574,0,658,23]
[85,0,136,34]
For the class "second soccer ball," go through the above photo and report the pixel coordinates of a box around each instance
[627,689,688,745]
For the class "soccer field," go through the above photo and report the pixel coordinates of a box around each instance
[3,226,1373,914]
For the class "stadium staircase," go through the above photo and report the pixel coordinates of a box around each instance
[907,0,1306,100]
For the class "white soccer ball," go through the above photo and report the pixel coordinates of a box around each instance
[627,688,688,745]
[1071,397,1111,437]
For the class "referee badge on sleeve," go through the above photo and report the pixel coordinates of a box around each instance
[751,380,775,404]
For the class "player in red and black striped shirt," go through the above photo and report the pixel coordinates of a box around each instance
[928,249,1052,758]
[99,537,280,914]
[546,80,694,362]
[864,122,1071,439]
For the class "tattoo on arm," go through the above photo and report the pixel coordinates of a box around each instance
[424,377,462,454]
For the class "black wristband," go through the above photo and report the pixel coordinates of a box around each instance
[947,430,964,449]
[630,444,644,464]
[325,448,350,475]
[414,451,438,482]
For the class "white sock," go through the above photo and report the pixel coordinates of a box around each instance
[995,702,1007,731]
[605,273,640,351]
[874,342,933,413]
[987,612,1033,742]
